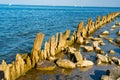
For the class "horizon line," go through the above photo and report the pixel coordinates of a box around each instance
[0,3,120,8]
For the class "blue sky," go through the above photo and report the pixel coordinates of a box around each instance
[0,0,120,7]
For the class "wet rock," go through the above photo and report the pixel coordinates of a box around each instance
[111,57,120,66]
[83,46,94,52]
[56,59,76,69]
[109,50,115,54]
[95,46,101,52]
[31,32,45,66]
[101,31,109,35]
[36,60,56,71]
[91,37,102,41]
[76,36,84,44]
[76,60,94,68]
[100,42,105,46]
[115,22,120,26]
[111,25,117,29]
[84,40,90,45]
[118,30,120,36]
[96,54,109,64]
[65,47,83,63]
[115,38,120,44]
[47,56,57,62]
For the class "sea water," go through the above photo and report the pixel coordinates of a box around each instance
[0,5,120,63]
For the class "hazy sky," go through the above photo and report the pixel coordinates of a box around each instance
[0,0,120,7]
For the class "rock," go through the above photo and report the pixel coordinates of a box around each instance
[96,54,109,64]
[117,77,120,80]
[115,38,120,44]
[91,37,102,41]
[118,30,120,36]
[84,40,89,45]
[56,59,76,69]
[83,46,94,52]
[95,46,101,52]
[109,50,115,54]
[115,22,120,26]
[65,47,83,63]
[111,25,117,29]
[76,60,94,68]
[31,32,45,66]
[47,56,57,62]
[100,42,105,46]
[76,36,84,44]
[101,75,112,80]
[111,57,120,66]
[101,31,109,35]
[36,60,56,71]
[93,41,99,47]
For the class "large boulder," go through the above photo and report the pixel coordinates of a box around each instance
[56,59,76,69]
[36,60,56,71]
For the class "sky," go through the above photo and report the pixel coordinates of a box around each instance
[0,0,120,7]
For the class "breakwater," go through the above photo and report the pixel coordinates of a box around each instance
[0,12,120,80]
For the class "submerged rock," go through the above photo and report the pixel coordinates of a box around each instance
[36,60,56,71]
[56,59,76,69]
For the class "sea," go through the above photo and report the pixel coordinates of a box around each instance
[0,4,120,63]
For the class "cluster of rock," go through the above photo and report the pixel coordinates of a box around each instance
[0,12,120,80]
